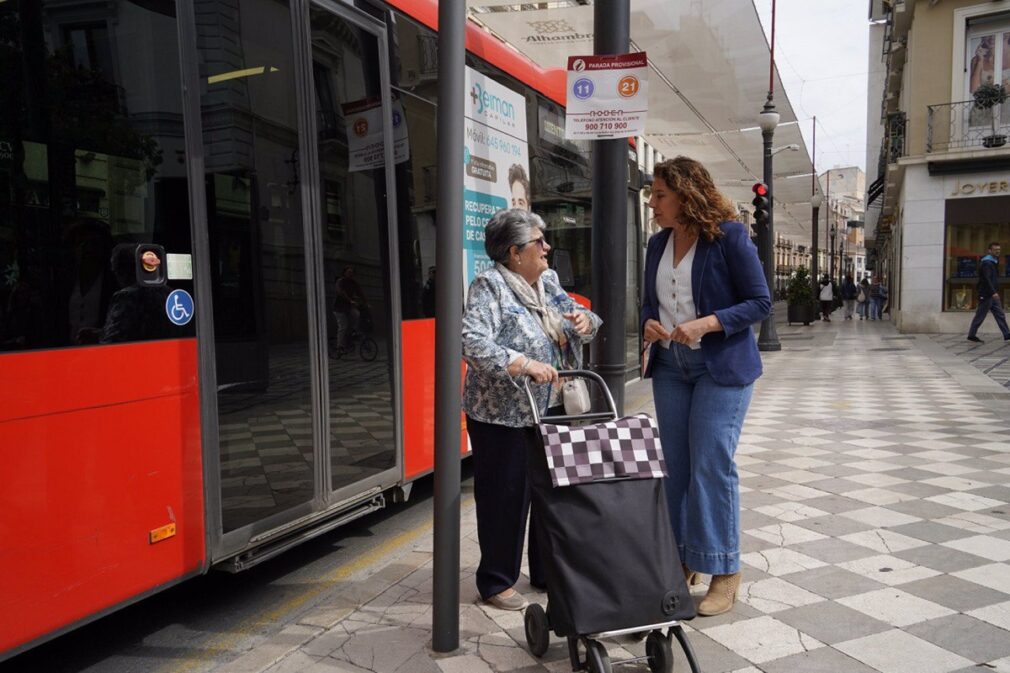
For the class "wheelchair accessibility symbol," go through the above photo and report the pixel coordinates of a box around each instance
[166,289,194,326]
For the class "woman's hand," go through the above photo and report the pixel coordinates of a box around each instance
[524,359,559,384]
[670,315,721,345]
[564,311,592,335]
[506,357,558,384]
[643,318,671,344]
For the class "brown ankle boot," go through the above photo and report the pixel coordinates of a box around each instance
[697,572,740,616]
[681,563,699,587]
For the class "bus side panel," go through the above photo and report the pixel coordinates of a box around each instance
[401,319,467,481]
[0,340,204,655]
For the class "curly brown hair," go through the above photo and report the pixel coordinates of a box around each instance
[652,156,737,242]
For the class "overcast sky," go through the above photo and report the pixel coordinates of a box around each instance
[755,0,870,173]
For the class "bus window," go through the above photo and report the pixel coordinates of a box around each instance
[0,0,193,352]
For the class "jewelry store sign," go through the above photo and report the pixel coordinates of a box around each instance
[948,176,1010,197]
[565,52,648,140]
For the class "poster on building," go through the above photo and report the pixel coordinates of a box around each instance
[463,66,530,291]
[565,52,648,139]
[342,97,409,172]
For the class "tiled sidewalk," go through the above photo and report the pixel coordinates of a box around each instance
[239,319,1010,673]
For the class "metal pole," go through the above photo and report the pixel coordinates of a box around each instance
[590,0,630,413]
[811,203,819,293]
[825,171,831,287]
[811,118,819,298]
[757,102,781,352]
[432,0,464,653]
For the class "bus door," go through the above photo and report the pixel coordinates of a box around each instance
[305,1,401,506]
[198,0,399,563]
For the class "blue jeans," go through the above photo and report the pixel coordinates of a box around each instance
[869,297,883,320]
[651,344,753,575]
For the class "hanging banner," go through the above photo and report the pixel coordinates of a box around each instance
[342,97,410,172]
[565,52,649,140]
[462,66,530,291]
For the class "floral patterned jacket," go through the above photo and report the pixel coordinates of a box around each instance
[462,267,602,428]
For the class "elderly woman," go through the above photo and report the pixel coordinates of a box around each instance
[462,208,601,610]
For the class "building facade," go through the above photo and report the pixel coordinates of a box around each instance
[867,0,1010,333]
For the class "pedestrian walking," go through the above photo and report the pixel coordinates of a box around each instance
[869,277,886,320]
[819,275,834,322]
[640,157,770,616]
[462,208,601,611]
[967,241,1010,343]
[856,277,869,320]
[840,274,858,320]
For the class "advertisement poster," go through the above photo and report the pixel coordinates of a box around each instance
[463,66,530,291]
[342,97,410,172]
[565,52,649,140]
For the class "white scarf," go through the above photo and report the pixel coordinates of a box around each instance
[496,263,568,349]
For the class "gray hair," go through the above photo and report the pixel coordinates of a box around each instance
[484,208,545,263]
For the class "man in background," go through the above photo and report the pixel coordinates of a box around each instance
[967,242,1010,343]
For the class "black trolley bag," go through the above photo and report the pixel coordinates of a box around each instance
[521,371,703,673]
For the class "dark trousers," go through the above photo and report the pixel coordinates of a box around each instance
[820,300,832,319]
[968,296,1010,338]
[466,416,544,599]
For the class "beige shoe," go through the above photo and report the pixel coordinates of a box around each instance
[484,588,527,611]
[697,572,740,616]
[682,563,700,587]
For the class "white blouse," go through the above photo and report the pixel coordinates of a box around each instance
[656,233,701,350]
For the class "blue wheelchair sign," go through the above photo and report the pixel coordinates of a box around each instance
[166,289,194,326]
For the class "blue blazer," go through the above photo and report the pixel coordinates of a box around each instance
[640,222,771,386]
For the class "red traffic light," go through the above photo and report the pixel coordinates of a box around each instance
[752,183,768,197]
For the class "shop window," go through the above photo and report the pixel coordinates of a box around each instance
[0,1,193,352]
[944,197,1010,311]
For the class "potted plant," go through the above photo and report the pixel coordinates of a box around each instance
[973,82,1008,148]
[786,266,818,326]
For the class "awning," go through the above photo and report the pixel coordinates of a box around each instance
[468,0,822,241]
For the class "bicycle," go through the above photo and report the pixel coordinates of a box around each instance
[330,327,377,362]
[329,305,378,362]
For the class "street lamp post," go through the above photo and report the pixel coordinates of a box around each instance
[757,102,781,352]
[810,193,822,298]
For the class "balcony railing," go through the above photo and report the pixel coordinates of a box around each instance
[927,100,1010,152]
[885,112,906,162]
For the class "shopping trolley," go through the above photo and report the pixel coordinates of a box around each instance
[521,371,703,673]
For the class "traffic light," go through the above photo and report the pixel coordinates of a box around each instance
[752,183,770,226]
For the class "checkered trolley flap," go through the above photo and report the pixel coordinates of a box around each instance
[537,413,667,488]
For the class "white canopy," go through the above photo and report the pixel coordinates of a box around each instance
[468,0,820,241]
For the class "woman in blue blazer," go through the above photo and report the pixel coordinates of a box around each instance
[641,157,770,616]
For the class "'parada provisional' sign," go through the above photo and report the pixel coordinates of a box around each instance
[565,52,649,140]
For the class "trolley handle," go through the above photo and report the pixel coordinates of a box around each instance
[521,369,619,425]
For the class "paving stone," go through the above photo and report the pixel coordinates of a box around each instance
[788,537,880,564]
[835,629,973,673]
[760,646,881,673]
[837,587,955,626]
[780,565,887,600]
[790,514,878,538]
[906,614,1010,663]
[772,601,890,645]
[703,615,823,664]
[888,520,981,544]
[898,574,1009,612]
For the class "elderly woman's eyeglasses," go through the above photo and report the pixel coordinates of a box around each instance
[522,235,548,250]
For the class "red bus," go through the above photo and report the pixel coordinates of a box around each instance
[0,0,643,659]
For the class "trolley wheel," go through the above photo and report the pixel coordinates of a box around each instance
[524,603,550,658]
[646,630,674,673]
[585,639,612,673]
[360,337,378,361]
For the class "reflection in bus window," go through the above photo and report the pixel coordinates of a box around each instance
[0,0,193,352]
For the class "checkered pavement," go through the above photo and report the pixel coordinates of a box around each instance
[256,319,1010,673]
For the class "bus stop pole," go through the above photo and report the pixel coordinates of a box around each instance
[590,0,631,415]
[432,0,465,654]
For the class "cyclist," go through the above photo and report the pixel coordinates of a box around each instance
[333,266,368,353]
